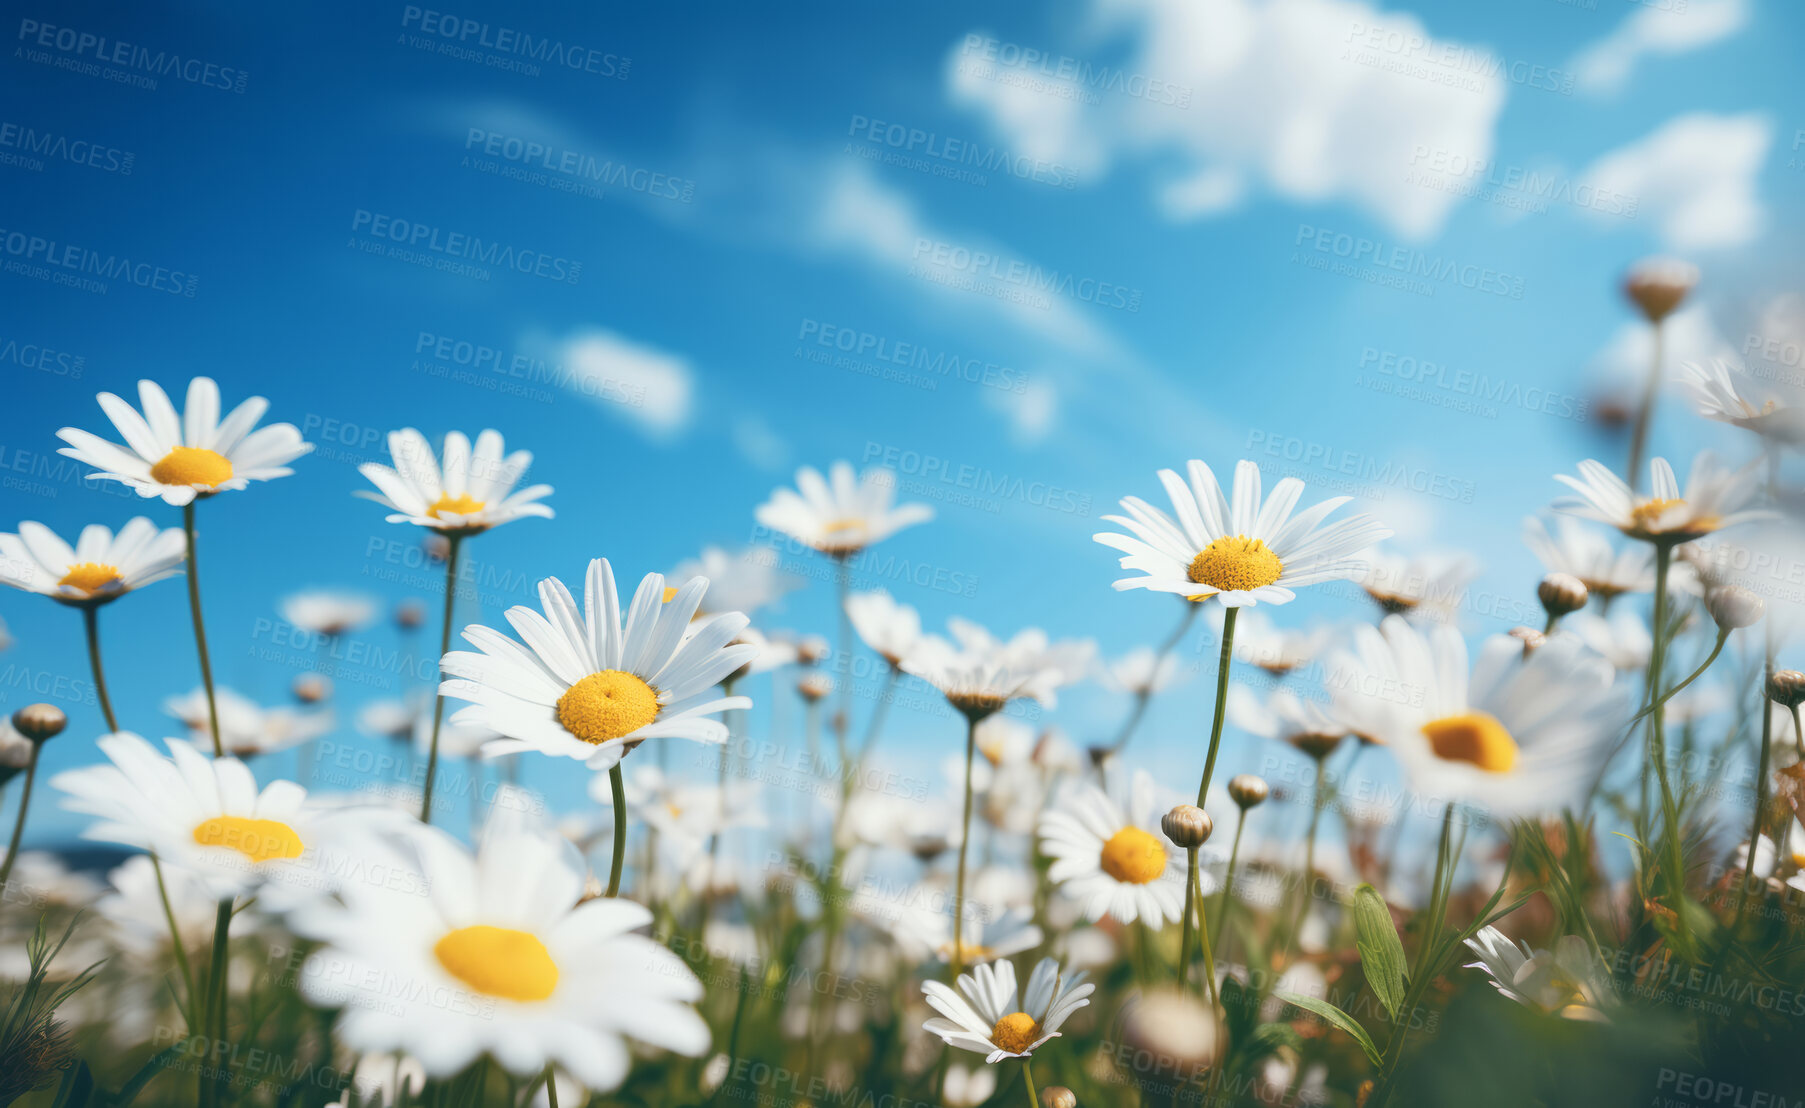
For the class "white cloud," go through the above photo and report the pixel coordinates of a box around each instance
[946,0,1508,238]
[731,414,791,471]
[1571,0,1747,95]
[555,328,694,436]
[986,378,1060,445]
[808,162,1128,362]
[1579,112,1771,250]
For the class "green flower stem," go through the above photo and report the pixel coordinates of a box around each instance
[151,854,199,1029]
[1178,846,1198,991]
[1196,606,1238,807]
[1020,1059,1037,1108]
[199,897,233,1108]
[83,605,119,732]
[0,740,42,892]
[419,534,464,823]
[1191,859,1221,1010]
[606,763,627,897]
[1210,807,1249,952]
[182,503,223,757]
[1626,318,1663,494]
[950,714,980,979]
[1644,544,1693,951]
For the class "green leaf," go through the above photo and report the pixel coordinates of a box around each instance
[1352,884,1408,1019]
[1273,990,1383,1068]
[107,1044,185,1108]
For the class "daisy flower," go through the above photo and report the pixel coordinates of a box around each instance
[1463,926,1612,1021]
[286,820,709,1086]
[0,518,185,607]
[1102,647,1184,696]
[164,686,334,759]
[49,732,394,902]
[1554,453,1769,545]
[356,428,553,535]
[1038,770,1190,927]
[590,764,765,862]
[904,621,1079,721]
[56,377,312,505]
[281,590,378,637]
[1559,610,1652,672]
[896,903,1044,966]
[1216,607,1333,675]
[1325,616,1629,818]
[1677,360,1805,447]
[669,546,799,615]
[1096,459,1389,607]
[1357,548,1478,623]
[754,461,933,556]
[1227,686,1350,759]
[439,559,755,770]
[846,590,924,668]
[1522,516,1653,603]
[921,956,1094,1064]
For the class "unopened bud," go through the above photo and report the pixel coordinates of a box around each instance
[1767,669,1805,708]
[1040,1087,1077,1108]
[1706,586,1765,631]
[1161,805,1213,849]
[11,704,66,743]
[292,674,332,704]
[1623,257,1699,323]
[1537,573,1588,619]
[1228,774,1269,809]
[1509,626,1546,654]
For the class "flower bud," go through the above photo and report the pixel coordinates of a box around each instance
[1623,257,1699,323]
[11,704,66,743]
[292,674,332,704]
[1040,1087,1078,1108]
[1509,626,1546,654]
[798,673,832,703]
[1537,573,1588,619]
[395,599,426,630]
[1706,586,1765,630]
[1161,804,1213,849]
[1228,774,1269,809]
[1767,669,1805,708]
[1292,732,1344,761]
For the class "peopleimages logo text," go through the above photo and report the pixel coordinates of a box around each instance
[1294,224,1525,299]
[0,227,197,295]
[350,211,581,284]
[400,7,629,78]
[16,19,248,92]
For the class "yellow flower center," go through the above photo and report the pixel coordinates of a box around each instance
[192,816,306,863]
[1188,536,1283,594]
[1628,497,1685,530]
[433,925,559,1002]
[824,518,865,534]
[661,586,679,602]
[556,670,660,744]
[990,1011,1040,1054]
[1099,826,1168,884]
[1421,711,1519,773]
[58,563,123,593]
[150,446,234,488]
[427,492,487,520]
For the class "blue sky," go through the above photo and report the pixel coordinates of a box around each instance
[3,0,1800,845]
